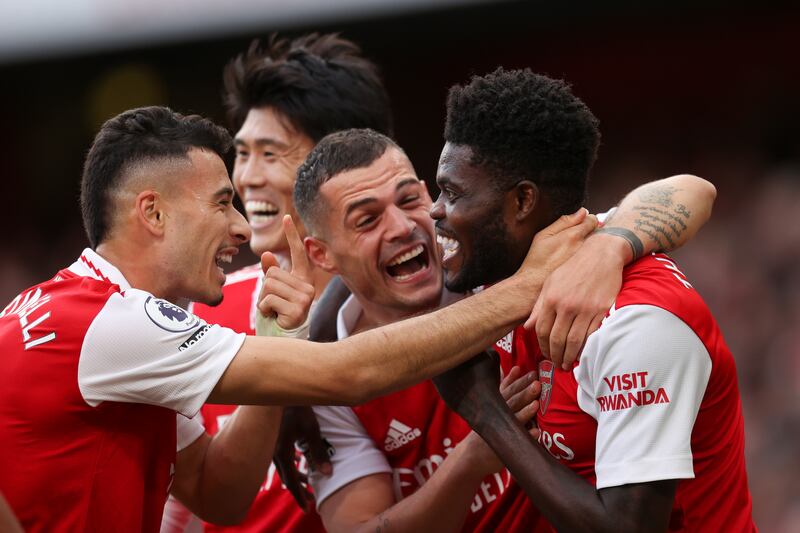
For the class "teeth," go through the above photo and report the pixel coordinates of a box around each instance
[436,234,460,261]
[388,244,424,267]
[245,200,278,214]
[216,253,233,264]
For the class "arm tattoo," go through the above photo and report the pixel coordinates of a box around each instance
[596,227,645,260]
[630,185,693,251]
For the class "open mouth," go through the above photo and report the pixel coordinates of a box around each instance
[215,252,233,267]
[436,234,460,263]
[385,244,430,282]
[245,200,280,224]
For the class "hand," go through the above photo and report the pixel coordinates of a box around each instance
[258,215,316,330]
[273,406,333,512]
[463,366,541,474]
[525,232,626,370]
[516,208,598,293]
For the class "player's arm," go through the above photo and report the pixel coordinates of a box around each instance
[444,306,710,532]
[172,236,318,525]
[320,368,540,533]
[530,174,716,368]
[208,209,596,406]
[171,406,282,525]
[0,492,23,533]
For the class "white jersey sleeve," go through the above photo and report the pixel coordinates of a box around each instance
[176,412,205,452]
[78,288,246,417]
[575,304,712,489]
[310,405,391,508]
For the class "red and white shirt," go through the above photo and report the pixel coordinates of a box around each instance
[0,249,244,533]
[187,265,326,533]
[310,293,552,533]
[493,253,756,532]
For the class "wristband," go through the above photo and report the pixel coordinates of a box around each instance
[595,227,644,261]
[255,312,311,340]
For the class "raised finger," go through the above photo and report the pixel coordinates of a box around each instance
[283,215,311,282]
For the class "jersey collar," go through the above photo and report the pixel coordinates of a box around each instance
[67,248,132,291]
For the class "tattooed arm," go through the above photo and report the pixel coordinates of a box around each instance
[528,174,715,368]
[602,174,715,255]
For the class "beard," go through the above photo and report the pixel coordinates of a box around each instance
[444,214,518,293]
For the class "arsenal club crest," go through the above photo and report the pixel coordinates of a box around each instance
[538,360,554,415]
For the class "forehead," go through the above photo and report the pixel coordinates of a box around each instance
[177,148,231,194]
[320,147,420,208]
[436,142,491,187]
[235,107,307,146]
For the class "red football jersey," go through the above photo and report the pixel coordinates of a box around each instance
[0,249,243,533]
[190,265,326,533]
[493,253,756,532]
[311,293,553,532]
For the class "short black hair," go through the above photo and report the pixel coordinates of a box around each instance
[80,106,232,248]
[445,67,600,217]
[294,128,401,233]
[223,33,393,140]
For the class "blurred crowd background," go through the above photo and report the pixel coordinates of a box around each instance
[1,1,797,530]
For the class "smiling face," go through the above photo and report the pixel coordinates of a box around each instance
[430,142,521,292]
[232,107,316,255]
[307,147,442,320]
[163,148,251,305]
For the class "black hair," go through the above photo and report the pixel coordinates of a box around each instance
[80,106,232,248]
[445,67,600,217]
[223,33,393,140]
[294,128,401,232]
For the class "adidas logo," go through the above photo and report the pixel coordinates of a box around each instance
[495,331,514,353]
[384,419,422,451]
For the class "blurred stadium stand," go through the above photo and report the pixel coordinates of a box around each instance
[0,1,798,530]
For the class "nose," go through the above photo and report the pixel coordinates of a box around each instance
[384,204,416,242]
[234,156,267,190]
[429,193,445,220]
[230,206,251,245]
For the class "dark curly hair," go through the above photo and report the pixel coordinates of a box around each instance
[445,67,600,217]
[80,106,232,248]
[294,128,402,234]
[223,33,393,140]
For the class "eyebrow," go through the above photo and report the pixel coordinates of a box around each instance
[214,186,234,199]
[234,137,289,150]
[344,178,423,218]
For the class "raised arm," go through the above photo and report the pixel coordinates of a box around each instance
[209,209,596,406]
[530,174,716,368]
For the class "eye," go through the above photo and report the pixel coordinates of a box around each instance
[236,150,248,159]
[356,214,377,228]
[263,151,276,158]
[400,195,420,206]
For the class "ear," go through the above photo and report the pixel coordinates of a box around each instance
[304,236,338,274]
[135,190,166,237]
[510,180,539,222]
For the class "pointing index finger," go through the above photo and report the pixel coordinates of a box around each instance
[283,215,311,281]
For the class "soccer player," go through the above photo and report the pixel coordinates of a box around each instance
[0,105,593,532]
[430,68,756,531]
[287,128,717,532]
[166,33,395,533]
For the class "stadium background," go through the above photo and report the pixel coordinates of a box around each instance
[0,1,797,530]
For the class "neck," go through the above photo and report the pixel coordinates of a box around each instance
[95,239,171,299]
